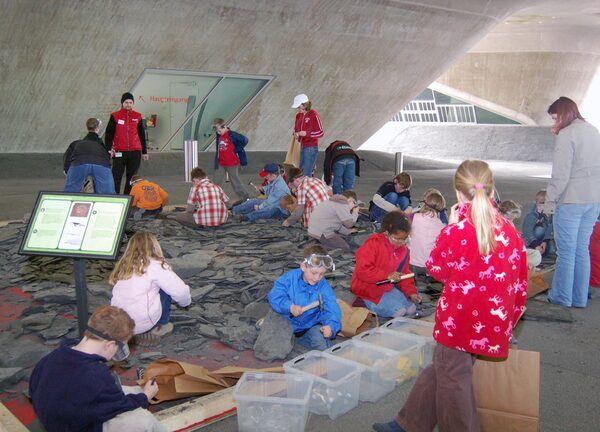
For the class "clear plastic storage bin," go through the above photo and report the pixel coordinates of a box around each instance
[354,328,427,382]
[325,339,400,402]
[283,350,362,419]
[233,372,313,432]
[381,318,435,367]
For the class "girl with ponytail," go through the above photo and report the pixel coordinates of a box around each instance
[373,160,528,432]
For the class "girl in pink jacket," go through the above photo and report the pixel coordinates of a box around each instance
[110,232,191,345]
[373,160,528,432]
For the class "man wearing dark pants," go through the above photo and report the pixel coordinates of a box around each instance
[105,92,148,194]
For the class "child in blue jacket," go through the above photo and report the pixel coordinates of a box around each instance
[268,245,342,350]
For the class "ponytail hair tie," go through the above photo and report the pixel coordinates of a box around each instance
[474,183,485,190]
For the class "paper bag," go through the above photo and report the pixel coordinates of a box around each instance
[336,299,378,337]
[140,359,229,404]
[284,136,301,168]
[473,349,540,432]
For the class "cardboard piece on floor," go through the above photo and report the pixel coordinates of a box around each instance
[337,298,378,337]
[140,359,285,404]
[473,349,540,432]
[527,266,553,298]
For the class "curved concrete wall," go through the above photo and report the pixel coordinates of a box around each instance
[0,0,533,153]
[437,52,600,124]
[360,123,555,162]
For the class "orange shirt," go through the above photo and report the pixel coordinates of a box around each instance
[130,179,168,210]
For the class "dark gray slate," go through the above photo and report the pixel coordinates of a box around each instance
[216,317,258,351]
[0,367,25,388]
[21,312,57,331]
[253,310,294,362]
[0,341,51,368]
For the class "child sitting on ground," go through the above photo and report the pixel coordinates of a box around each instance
[30,306,164,432]
[176,167,229,228]
[307,190,360,252]
[499,199,542,269]
[129,175,169,220]
[409,188,447,281]
[110,231,191,345]
[369,172,413,226]
[352,211,421,318]
[522,190,556,257]
[232,163,290,222]
[268,244,342,350]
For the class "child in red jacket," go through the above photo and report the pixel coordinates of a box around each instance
[351,211,421,317]
[373,160,528,432]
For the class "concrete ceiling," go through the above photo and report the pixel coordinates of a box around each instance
[470,0,600,54]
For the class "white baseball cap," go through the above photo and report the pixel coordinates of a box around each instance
[291,93,309,108]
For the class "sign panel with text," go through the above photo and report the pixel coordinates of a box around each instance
[19,192,131,260]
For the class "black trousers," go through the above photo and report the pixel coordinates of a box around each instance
[112,151,141,194]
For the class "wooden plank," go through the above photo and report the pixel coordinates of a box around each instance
[0,402,29,432]
[156,387,237,432]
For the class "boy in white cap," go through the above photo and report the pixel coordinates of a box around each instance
[292,93,324,178]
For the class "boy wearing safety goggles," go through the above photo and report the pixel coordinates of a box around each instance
[29,306,165,432]
[268,245,342,350]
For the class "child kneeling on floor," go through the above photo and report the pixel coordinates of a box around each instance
[110,231,191,345]
[268,244,342,350]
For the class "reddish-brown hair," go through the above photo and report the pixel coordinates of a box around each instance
[547,96,584,135]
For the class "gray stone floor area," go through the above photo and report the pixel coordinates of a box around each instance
[1,151,599,431]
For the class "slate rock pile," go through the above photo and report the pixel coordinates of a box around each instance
[0,215,377,390]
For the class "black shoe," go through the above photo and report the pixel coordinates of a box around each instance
[372,421,405,432]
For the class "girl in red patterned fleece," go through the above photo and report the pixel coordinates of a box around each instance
[373,160,528,432]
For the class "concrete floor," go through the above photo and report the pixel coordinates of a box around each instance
[3,151,599,432]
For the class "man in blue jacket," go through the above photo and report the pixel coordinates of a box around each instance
[212,118,249,205]
[268,245,342,350]
[232,163,291,222]
[29,306,164,432]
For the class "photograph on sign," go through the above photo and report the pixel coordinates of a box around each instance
[20,192,131,260]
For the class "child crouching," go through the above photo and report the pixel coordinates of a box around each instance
[268,245,342,350]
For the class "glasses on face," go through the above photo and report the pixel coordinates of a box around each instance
[387,233,409,245]
[303,254,335,271]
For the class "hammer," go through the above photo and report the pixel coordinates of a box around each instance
[375,273,415,286]
[290,293,324,317]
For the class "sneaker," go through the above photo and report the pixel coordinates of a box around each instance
[134,332,160,347]
[372,420,406,432]
[150,322,174,337]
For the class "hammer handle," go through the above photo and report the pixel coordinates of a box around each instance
[301,300,320,312]
[375,273,415,286]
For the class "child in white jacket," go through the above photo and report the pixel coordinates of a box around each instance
[110,232,191,345]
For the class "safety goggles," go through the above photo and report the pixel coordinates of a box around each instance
[303,254,335,271]
[387,233,409,245]
[86,326,130,361]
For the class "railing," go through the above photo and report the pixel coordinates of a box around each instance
[393,100,477,124]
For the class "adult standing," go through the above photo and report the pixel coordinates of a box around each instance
[212,118,249,205]
[545,96,600,308]
[63,118,115,194]
[323,140,360,194]
[292,93,324,177]
[105,92,148,195]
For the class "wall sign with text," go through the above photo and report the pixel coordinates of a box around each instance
[19,192,131,260]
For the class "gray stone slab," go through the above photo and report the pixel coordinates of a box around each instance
[0,368,25,389]
[253,309,294,362]
[0,341,51,368]
[21,312,57,331]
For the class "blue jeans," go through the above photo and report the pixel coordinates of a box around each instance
[64,164,115,194]
[332,157,356,194]
[296,325,332,350]
[158,290,172,325]
[364,288,414,318]
[548,203,600,307]
[232,199,287,221]
[532,226,556,256]
[299,146,318,177]
[369,192,410,223]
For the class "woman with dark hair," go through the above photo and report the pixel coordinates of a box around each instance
[351,211,421,317]
[546,96,600,308]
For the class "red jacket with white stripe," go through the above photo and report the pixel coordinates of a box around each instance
[427,203,528,358]
[294,109,324,148]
